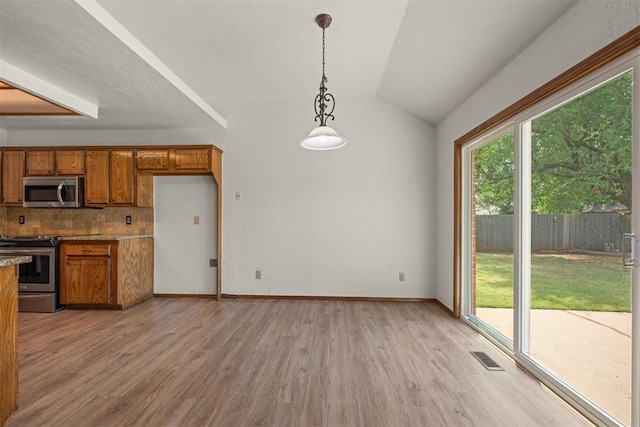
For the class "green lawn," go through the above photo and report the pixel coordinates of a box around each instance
[476,252,631,312]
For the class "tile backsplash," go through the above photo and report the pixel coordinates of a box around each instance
[1,207,153,236]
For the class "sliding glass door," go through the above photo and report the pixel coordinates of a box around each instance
[462,127,515,349]
[518,67,635,426]
[462,55,640,426]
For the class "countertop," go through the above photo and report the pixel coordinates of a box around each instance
[0,255,32,267]
[59,235,154,241]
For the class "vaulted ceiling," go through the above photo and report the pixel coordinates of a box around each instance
[0,0,577,131]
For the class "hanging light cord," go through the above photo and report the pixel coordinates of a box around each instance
[314,25,335,126]
[322,27,326,83]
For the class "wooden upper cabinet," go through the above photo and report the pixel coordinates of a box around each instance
[2,145,220,208]
[174,148,210,171]
[109,150,135,205]
[25,150,55,175]
[86,150,136,207]
[26,150,85,176]
[84,150,109,206]
[136,149,169,170]
[55,150,85,175]
[1,151,25,205]
[135,147,212,174]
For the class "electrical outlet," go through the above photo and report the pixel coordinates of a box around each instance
[18,215,25,225]
[194,215,200,225]
[255,270,262,280]
[399,272,405,282]
[209,259,217,268]
[236,192,242,200]
[125,215,132,225]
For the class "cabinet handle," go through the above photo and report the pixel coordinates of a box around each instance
[107,259,112,304]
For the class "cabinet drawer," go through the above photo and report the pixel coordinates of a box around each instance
[64,244,111,256]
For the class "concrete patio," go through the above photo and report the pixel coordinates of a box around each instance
[476,308,631,425]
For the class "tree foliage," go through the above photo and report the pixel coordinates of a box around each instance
[474,71,632,214]
[474,133,514,214]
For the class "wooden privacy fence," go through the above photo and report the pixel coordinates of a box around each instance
[476,213,631,253]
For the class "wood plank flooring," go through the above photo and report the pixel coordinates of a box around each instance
[6,299,587,426]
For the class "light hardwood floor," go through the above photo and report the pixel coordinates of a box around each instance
[6,299,587,426]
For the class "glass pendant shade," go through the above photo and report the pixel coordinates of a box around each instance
[300,125,347,150]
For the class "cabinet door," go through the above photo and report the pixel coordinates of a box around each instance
[56,150,85,175]
[26,150,55,175]
[109,150,135,205]
[85,150,109,206]
[1,151,25,205]
[136,149,169,170]
[174,148,210,171]
[61,256,112,304]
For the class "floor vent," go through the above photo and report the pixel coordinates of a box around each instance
[470,351,504,371]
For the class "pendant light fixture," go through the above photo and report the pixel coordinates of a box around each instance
[300,13,347,150]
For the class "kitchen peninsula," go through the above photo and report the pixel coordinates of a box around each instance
[0,255,31,425]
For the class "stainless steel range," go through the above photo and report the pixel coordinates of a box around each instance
[0,235,63,312]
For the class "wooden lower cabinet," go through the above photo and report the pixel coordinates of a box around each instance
[0,264,19,425]
[60,243,115,305]
[60,237,153,309]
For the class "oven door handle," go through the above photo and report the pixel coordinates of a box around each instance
[57,182,66,206]
[0,248,55,256]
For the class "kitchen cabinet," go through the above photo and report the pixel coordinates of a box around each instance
[60,243,115,305]
[60,237,153,309]
[109,150,136,205]
[25,150,55,175]
[86,149,148,207]
[136,149,169,170]
[84,150,109,206]
[1,150,26,206]
[55,150,85,175]
[25,150,85,176]
[0,262,19,425]
[136,147,211,173]
[174,148,210,171]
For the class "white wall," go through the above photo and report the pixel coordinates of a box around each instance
[435,0,640,309]
[5,97,436,298]
[219,98,436,297]
[154,176,217,294]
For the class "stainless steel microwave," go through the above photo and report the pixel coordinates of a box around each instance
[23,176,84,208]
